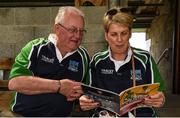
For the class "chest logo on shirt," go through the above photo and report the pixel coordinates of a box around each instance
[130,69,142,81]
[41,55,54,63]
[101,69,114,75]
[68,60,79,72]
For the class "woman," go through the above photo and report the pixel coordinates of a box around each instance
[79,7,165,117]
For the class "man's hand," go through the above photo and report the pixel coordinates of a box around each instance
[58,79,83,101]
[144,91,165,108]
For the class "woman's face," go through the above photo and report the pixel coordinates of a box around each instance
[105,23,131,60]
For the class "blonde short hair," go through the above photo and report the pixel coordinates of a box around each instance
[103,7,134,32]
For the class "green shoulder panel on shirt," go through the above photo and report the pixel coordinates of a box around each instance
[132,48,165,91]
[150,56,166,91]
[133,48,149,65]
[78,46,89,84]
[9,38,48,79]
[93,49,109,66]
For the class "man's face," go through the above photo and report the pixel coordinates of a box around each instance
[105,23,131,59]
[54,12,85,54]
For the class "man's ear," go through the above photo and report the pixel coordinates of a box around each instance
[53,24,58,33]
[53,25,56,33]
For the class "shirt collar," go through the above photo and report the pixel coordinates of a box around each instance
[48,33,77,62]
[109,46,133,69]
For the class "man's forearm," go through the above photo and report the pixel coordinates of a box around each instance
[8,76,60,95]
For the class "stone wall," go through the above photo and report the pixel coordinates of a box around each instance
[147,0,174,92]
[0,6,107,59]
[0,6,107,79]
[80,6,107,56]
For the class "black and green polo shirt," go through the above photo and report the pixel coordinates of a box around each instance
[89,47,165,116]
[9,37,90,116]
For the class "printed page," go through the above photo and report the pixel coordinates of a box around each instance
[81,84,120,115]
[119,83,160,116]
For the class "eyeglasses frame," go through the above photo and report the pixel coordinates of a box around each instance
[57,23,87,34]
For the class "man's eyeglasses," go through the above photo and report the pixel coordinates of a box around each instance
[58,23,86,34]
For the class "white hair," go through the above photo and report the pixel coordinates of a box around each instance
[55,6,85,25]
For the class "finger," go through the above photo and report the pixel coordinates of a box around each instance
[67,94,84,101]
[73,86,83,94]
[70,92,82,98]
[151,102,163,107]
[73,81,82,86]
[144,100,163,107]
[76,89,83,94]
[67,94,79,101]
[80,97,95,103]
[80,101,100,106]
[67,97,76,101]
[150,91,164,99]
[73,84,82,89]
[145,97,164,104]
[80,103,100,111]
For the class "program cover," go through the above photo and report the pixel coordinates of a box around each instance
[81,84,120,115]
[119,83,160,116]
[81,83,160,116]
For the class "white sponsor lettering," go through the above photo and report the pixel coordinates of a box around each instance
[41,55,54,63]
[101,69,114,74]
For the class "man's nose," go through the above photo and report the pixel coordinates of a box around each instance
[74,30,83,38]
[74,29,84,38]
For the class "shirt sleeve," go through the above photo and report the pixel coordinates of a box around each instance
[9,41,36,79]
[79,46,91,84]
[149,54,166,91]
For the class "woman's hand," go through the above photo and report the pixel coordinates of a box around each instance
[79,95,100,111]
[144,91,165,108]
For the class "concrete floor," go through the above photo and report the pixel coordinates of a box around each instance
[0,92,180,117]
[0,91,14,117]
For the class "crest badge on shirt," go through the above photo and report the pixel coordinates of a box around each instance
[68,60,79,72]
[130,69,142,81]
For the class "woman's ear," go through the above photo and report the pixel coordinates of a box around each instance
[129,29,132,39]
[105,32,108,42]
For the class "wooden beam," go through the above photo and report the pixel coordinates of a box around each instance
[0,0,74,7]
[0,80,9,91]
[128,0,164,6]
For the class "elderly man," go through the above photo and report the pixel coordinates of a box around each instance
[8,6,90,117]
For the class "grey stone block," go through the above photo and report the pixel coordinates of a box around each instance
[0,8,14,25]
[15,7,50,25]
[0,26,34,43]
[33,25,51,38]
[79,6,107,24]
[83,24,105,43]
[50,7,59,25]
[82,42,107,57]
